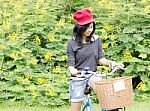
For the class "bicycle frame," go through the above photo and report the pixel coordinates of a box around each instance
[82,93,107,111]
[82,94,94,111]
[72,66,124,111]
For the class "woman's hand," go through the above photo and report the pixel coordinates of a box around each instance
[109,61,124,70]
[68,66,79,76]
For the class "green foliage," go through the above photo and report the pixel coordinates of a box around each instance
[0,0,150,106]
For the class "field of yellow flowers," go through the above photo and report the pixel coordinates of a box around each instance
[0,0,150,106]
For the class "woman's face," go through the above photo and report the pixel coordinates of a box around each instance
[82,23,93,37]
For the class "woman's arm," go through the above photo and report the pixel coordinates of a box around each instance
[99,57,111,66]
[67,41,79,76]
[99,57,124,69]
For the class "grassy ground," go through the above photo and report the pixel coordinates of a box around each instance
[0,100,150,111]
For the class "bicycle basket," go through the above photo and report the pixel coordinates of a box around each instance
[95,76,134,110]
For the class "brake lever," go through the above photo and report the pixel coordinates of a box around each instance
[76,70,93,78]
[76,71,86,78]
[109,65,124,75]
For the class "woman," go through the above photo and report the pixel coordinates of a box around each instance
[67,8,123,111]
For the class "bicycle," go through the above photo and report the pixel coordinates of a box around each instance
[70,66,133,111]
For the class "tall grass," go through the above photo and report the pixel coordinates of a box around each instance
[0,100,150,111]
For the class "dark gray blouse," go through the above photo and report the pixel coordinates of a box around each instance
[67,35,104,71]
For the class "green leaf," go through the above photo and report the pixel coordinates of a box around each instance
[142,28,150,34]
[133,34,144,42]
[139,53,147,59]
[60,93,69,99]
[123,27,136,34]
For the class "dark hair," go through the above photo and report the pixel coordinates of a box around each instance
[72,22,95,43]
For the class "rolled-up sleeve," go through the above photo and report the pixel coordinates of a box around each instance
[67,42,75,66]
[98,38,105,59]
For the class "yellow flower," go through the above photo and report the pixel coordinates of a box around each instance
[102,43,109,49]
[137,82,147,91]
[31,92,37,98]
[37,78,46,84]
[48,88,56,96]
[15,14,23,19]
[100,29,107,35]
[38,14,45,19]
[0,44,6,50]
[98,65,109,74]
[103,24,112,31]
[109,34,115,41]
[30,58,38,65]
[61,55,67,61]
[44,84,56,96]
[16,77,24,83]
[41,9,47,15]
[144,5,150,13]
[21,48,32,56]
[16,76,30,84]
[52,66,61,74]
[22,78,30,84]
[28,85,36,92]
[8,32,20,40]
[123,50,132,59]
[47,33,55,42]
[106,1,116,10]
[34,36,41,45]
[44,51,52,61]
[35,3,40,9]
[147,72,150,77]
[102,35,109,40]
[3,10,10,17]
[25,74,32,80]
[14,4,22,11]
[56,19,65,27]
[3,20,11,30]
[67,14,73,23]
[10,52,18,61]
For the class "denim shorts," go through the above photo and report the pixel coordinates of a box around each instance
[69,75,103,102]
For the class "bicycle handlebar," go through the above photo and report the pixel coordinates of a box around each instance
[71,65,124,80]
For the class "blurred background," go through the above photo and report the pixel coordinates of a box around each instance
[0,0,149,109]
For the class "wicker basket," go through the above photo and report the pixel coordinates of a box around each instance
[95,76,134,110]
